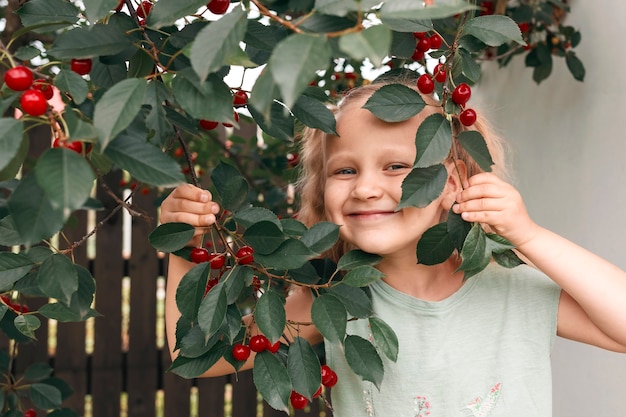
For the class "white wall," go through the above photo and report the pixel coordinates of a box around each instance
[474,2,626,415]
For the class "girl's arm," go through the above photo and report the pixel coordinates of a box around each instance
[453,173,626,352]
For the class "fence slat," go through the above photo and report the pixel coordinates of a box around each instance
[197,376,229,417]
[230,371,258,417]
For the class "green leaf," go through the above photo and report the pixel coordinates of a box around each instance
[288,337,322,399]
[38,303,99,323]
[380,0,478,20]
[210,162,249,212]
[493,249,524,269]
[292,95,337,135]
[457,223,490,276]
[197,282,228,339]
[0,252,33,289]
[234,206,282,229]
[54,69,89,105]
[148,0,208,28]
[15,314,41,339]
[190,8,248,82]
[447,209,471,252]
[64,109,98,141]
[270,34,332,108]
[338,25,391,68]
[0,216,23,246]
[414,113,452,168]
[300,221,340,254]
[462,15,525,47]
[459,48,482,83]
[337,249,382,271]
[253,239,316,270]
[243,221,287,255]
[34,148,95,218]
[369,316,398,362]
[222,266,252,305]
[38,254,78,306]
[248,102,294,142]
[416,222,454,265]
[169,342,228,378]
[149,222,195,253]
[344,334,384,389]
[94,78,147,150]
[565,51,585,81]
[15,0,79,29]
[485,233,515,254]
[178,326,220,358]
[398,164,447,209]
[0,130,28,182]
[328,284,373,318]
[379,17,431,33]
[341,265,385,287]
[104,133,185,188]
[254,290,286,343]
[253,351,291,412]
[288,262,322,285]
[24,362,53,381]
[0,119,24,172]
[362,84,426,122]
[281,218,308,237]
[249,65,280,117]
[457,130,493,172]
[83,0,119,22]
[315,0,381,17]
[29,382,62,409]
[8,174,66,246]
[176,263,210,321]
[311,294,347,344]
[48,24,132,59]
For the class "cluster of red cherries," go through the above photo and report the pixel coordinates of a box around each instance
[290,364,338,410]
[116,0,231,25]
[1,295,30,314]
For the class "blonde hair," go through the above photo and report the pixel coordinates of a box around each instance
[295,77,510,262]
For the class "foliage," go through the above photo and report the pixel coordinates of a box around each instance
[0,0,581,414]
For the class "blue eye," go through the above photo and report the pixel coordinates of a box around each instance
[387,164,410,171]
[335,168,356,175]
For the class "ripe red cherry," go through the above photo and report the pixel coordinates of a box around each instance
[290,391,308,410]
[207,0,230,15]
[53,137,85,154]
[236,246,254,265]
[190,247,210,263]
[416,74,434,94]
[4,66,33,91]
[204,278,219,295]
[321,364,338,387]
[411,49,424,61]
[23,409,36,417]
[199,119,219,130]
[249,334,269,353]
[429,33,443,50]
[286,152,299,167]
[208,253,226,269]
[70,58,93,75]
[232,343,251,361]
[459,108,477,126]
[222,111,239,128]
[115,0,124,11]
[232,90,248,107]
[412,31,427,39]
[267,340,280,353]
[20,89,48,116]
[416,37,431,53]
[252,276,261,291]
[136,1,152,18]
[433,63,447,83]
[33,78,54,100]
[451,83,471,105]
[312,386,323,398]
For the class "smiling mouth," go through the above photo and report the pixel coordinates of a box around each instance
[348,211,395,220]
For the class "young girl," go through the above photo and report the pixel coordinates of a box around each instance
[160,80,626,417]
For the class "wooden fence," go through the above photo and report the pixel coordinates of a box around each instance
[1,125,331,417]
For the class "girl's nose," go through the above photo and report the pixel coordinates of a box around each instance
[351,172,383,200]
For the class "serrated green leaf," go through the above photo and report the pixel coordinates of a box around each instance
[270,34,332,108]
[48,24,132,59]
[0,216,23,246]
[249,65,280,116]
[416,222,454,265]
[337,249,382,271]
[149,222,195,253]
[459,48,482,83]
[457,223,490,275]
[328,284,373,318]
[292,95,337,135]
[288,337,321,399]
[83,0,118,23]
[311,294,347,344]
[254,290,286,343]
[169,342,228,378]
[414,113,452,168]
[198,282,228,339]
[398,164,447,209]
[493,249,524,269]
[243,221,287,255]
[94,78,147,150]
[0,130,28,182]
[176,263,210,321]
[248,101,295,142]
[253,351,291,412]
[369,316,398,362]
[338,25,391,67]
[288,262,322,285]
[379,17,432,33]
[281,218,308,237]
[15,314,41,340]
[381,0,478,20]
[190,8,248,82]
[447,209,471,252]
[253,239,316,270]
[30,382,62,409]
[38,254,78,306]
[54,69,89,104]
[222,266,252,305]
[462,15,525,47]
[64,109,98,141]
[24,362,53,381]
[0,252,34,289]
[210,162,249,211]
[344,334,384,389]
[15,0,79,29]
[457,130,494,172]
[362,84,426,122]
[234,206,282,229]
[315,0,380,17]
[341,265,385,287]
[0,119,24,172]
[300,221,340,254]
[148,0,208,28]
[38,303,99,323]
[178,325,220,358]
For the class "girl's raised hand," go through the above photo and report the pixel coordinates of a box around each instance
[452,173,540,248]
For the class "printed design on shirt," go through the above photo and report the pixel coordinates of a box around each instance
[363,386,375,417]
[414,395,431,417]
[462,382,502,417]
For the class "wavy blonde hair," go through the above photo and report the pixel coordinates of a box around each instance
[295,77,510,262]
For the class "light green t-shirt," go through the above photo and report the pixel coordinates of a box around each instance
[325,263,561,417]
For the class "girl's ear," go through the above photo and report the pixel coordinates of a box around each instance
[442,160,468,209]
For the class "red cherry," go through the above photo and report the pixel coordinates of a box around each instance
[433,63,447,83]
[249,334,269,353]
[207,0,230,15]
[451,83,471,105]
[204,278,219,295]
[70,58,93,76]
[20,89,48,116]
[222,111,239,128]
[190,247,210,263]
[416,74,434,94]
[312,386,323,398]
[252,276,261,291]
[4,66,33,91]
[459,108,477,126]
[429,34,443,50]
[321,364,338,387]
[199,119,219,130]
[416,37,431,53]
[286,152,299,167]
[33,78,54,100]
[518,22,530,34]
[208,253,225,269]
[136,1,152,18]
[411,49,424,62]
[267,340,280,353]
[412,32,427,39]
[344,72,358,80]
[115,0,124,11]
[232,90,248,107]
[53,137,85,154]
[236,246,254,265]
[290,391,308,410]
[23,409,36,417]
[232,343,251,361]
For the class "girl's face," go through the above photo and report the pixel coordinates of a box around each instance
[323,101,455,261]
